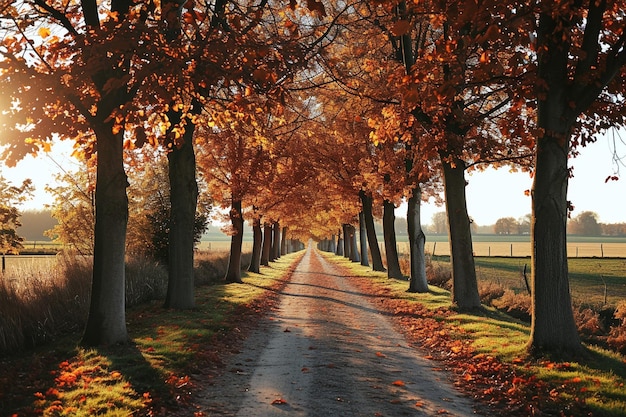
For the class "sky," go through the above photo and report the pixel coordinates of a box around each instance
[1,133,625,226]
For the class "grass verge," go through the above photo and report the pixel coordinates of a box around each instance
[0,251,304,417]
[322,251,626,417]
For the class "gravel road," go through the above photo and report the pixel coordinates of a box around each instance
[198,246,483,416]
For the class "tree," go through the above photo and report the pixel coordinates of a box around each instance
[568,211,602,236]
[45,163,96,257]
[358,211,369,267]
[360,191,386,271]
[163,112,200,308]
[197,95,282,283]
[494,217,519,235]
[0,177,33,254]
[406,184,428,292]
[47,153,209,262]
[363,0,535,308]
[0,0,192,346]
[126,154,210,265]
[431,212,448,235]
[518,214,531,235]
[248,209,263,273]
[383,199,403,278]
[528,0,626,356]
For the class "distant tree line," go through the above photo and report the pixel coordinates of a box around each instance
[566,211,626,237]
[490,211,626,237]
[414,211,625,237]
[15,210,58,242]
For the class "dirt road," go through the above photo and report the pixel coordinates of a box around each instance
[199,247,483,416]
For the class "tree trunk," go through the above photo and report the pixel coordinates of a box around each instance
[336,230,344,256]
[330,234,336,254]
[359,211,369,267]
[164,116,198,309]
[272,221,281,260]
[441,156,481,309]
[383,199,403,279]
[261,223,271,266]
[528,11,583,356]
[81,124,129,346]
[281,226,287,256]
[407,185,428,293]
[360,191,385,271]
[342,224,351,259]
[349,224,360,263]
[248,216,262,273]
[225,200,243,283]
[529,132,582,355]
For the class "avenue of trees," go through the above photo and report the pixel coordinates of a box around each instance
[2,0,626,358]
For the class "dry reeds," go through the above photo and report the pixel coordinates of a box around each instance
[0,249,251,355]
[194,250,253,285]
[0,253,90,355]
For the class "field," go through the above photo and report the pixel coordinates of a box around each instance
[1,254,58,274]
[468,256,626,308]
[19,231,626,258]
[396,234,626,258]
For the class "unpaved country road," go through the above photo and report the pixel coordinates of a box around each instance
[198,247,483,416]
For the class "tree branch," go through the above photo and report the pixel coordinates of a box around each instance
[32,0,79,36]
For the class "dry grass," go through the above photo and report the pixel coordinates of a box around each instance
[194,250,253,285]
[0,247,253,355]
[0,253,91,354]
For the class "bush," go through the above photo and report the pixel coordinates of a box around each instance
[491,290,531,322]
[125,257,168,306]
[194,250,252,286]
[573,306,604,337]
[478,281,506,305]
[607,326,626,354]
[614,300,626,325]
[607,301,626,354]
[426,259,452,290]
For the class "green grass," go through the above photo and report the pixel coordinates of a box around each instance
[438,255,626,308]
[324,252,626,417]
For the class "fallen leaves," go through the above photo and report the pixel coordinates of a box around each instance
[345,271,597,417]
[271,398,288,405]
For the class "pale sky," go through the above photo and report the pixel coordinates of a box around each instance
[1,133,625,226]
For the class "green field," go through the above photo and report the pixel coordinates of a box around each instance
[441,255,626,308]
